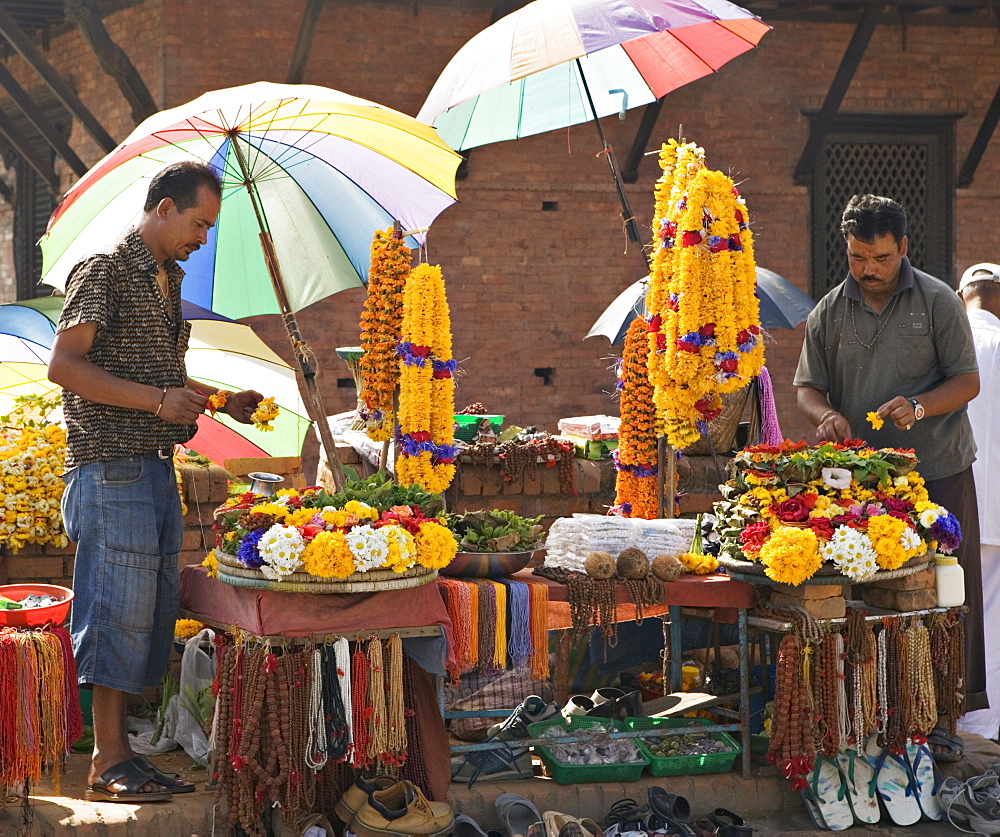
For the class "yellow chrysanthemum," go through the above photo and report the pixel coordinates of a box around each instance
[759,526,822,586]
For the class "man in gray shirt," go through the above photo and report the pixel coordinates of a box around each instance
[794,194,985,755]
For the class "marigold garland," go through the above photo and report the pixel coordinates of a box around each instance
[646,141,764,448]
[759,525,822,586]
[0,421,68,551]
[359,228,411,441]
[396,263,456,493]
[614,317,659,518]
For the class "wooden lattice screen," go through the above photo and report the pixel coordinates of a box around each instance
[808,114,958,298]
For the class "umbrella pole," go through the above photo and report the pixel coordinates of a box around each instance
[258,231,348,493]
[575,59,648,266]
[226,131,347,492]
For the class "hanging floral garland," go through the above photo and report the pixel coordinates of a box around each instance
[646,141,764,449]
[613,317,659,518]
[396,263,456,493]
[359,229,411,442]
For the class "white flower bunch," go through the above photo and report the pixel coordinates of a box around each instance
[918,504,946,529]
[820,526,879,582]
[346,524,390,572]
[900,526,923,554]
[258,523,305,580]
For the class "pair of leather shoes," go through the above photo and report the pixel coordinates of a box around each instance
[334,776,453,836]
[561,688,642,722]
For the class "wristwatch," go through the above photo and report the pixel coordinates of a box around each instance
[906,397,925,421]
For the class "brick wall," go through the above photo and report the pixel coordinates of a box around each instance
[2,2,1000,464]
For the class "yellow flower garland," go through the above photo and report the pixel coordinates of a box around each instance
[867,514,922,570]
[396,263,456,494]
[759,526,822,586]
[614,317,659,518]
[414,519,457,569]
[0,423,68,551]
[359,228,411,441]
[646,141,764,448]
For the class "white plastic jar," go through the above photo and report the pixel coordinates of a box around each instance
[934,554,966,607]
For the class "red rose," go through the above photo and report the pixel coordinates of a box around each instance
[699,322,716,337]
[411,345,431,357]
[709,237,728,253]
[883,497,915,514]
[662,221,677,238]
[739,521,771,553]
[681,230,703,247]
[749,325,761,335]
[737,329,751,344]
[719,358,738,372]
[735,209,745,225]
[667,296,680,312]
[728,233,742,250]
[676,339,699,354]
[299,524,323,541]
[432,369,452,379]
[771,496,811,522]
[809,517,835,540]
[410,431,432,443]
[648,315,662,332]
[656,333,667,350]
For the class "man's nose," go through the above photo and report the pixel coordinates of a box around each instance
[198,228,209,245]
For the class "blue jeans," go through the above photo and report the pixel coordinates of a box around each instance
[62,454,182,693]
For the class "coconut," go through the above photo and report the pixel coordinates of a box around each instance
[584,551,616,579]
[616,547,649,580]
[651,553,684,582]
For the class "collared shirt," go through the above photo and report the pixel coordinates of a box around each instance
[966,307,1000,545]
[56,229,195,468]
[794,257,978,481]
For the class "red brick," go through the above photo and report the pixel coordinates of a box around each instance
[182,528,205,551]
[770,591,846,619]
[8,555,64,581]
[866,567,935,591]
[772,583,845,600]
[861,586,938,612]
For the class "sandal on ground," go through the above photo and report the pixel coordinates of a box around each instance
[703,809,751,836]
[604,798,649,832]
[648,787,691,823]
[85,758,172,803]
[835,746,879,825]
[497,793,544,837]
[863,736,921,827]
[130,756,196,793]
[928,726,965,764]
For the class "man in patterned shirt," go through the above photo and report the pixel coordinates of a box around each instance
[48,162,262,802]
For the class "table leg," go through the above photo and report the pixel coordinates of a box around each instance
[670,605,682,692]
[739,607,751,778]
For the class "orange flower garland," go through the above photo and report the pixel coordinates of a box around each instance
[396,263,456,493]
[359,228,411,441]
[614,317,659,518]
[646,141,764,448]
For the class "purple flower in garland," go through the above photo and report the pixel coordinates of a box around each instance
[237,528,266,569]
[612,449,657,477]
[930,512,962,554]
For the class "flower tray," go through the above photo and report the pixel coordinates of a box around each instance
[214,549,437,593]
[716,554,930,586]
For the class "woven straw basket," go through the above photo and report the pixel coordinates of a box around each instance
[683,386,752,456]
[214,549,437,593]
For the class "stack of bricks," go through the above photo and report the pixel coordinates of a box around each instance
[0,540,77,587]
[768,582,847,619]
[177,460,230,571]
[861,567,937,612]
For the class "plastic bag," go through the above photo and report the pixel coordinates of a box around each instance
[157,628,216,764]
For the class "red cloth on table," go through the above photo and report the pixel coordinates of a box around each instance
[179,565,454,801]
[517,570,758,624]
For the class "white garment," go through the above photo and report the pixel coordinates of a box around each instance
[959,542,1000,739]
[966,308,1000,546]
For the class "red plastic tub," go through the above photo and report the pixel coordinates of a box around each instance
[0,583,73,628]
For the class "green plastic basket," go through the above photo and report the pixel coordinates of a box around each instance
[622,716,740,777]
[453,414,503,443]
[527,716,649,784]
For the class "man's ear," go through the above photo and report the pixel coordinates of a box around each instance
[156,197,176,219]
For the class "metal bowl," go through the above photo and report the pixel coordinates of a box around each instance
[439,549,541,579]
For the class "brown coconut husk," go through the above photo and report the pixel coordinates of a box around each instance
[616,547,649,580]
[651,553,684,582]
[584,550,616,580]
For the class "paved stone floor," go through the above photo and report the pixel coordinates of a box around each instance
[2,735,998,836]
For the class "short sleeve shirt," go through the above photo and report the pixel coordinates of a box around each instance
[56,229,195,468]
[793,258,978,481]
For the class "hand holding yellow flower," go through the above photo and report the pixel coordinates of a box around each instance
[866,411,884,430]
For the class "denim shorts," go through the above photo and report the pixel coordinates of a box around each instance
[61,454,182,693]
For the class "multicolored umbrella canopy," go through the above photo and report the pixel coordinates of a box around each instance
[39,82,462,319]
[0,297,309,462]
[418,0,770,150]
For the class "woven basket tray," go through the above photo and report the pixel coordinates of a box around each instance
[717,553,929,586]
[214,549,438,593]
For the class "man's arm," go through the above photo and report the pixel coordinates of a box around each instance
[876,372,980,431]
[48,322,206,424]
[796,385,854,442]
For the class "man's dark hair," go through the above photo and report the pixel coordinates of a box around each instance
[840,194,907,244]
[143,161,222,213]
[962,278,1000,303]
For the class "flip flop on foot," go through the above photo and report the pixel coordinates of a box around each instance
[130,756,196,793]
[85,758,172,803]
[928,726,964,764]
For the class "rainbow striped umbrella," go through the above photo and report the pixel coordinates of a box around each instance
[0,298,309,463]
[418,0,770,150]
[39,82,462,319]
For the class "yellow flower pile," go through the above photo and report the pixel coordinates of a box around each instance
[396,263,456,494]
[867,514,923,570]
[614,317,659,518]
[646,140,764,448]
[174,618,206,639]
[0,424,68,551]
[250,396,279,431]
[301,531,356,578]
[679,551,719,575]
[359,228,411,441]
[759,525,822,586]
[382,524,417,573]
[413,519,457,569]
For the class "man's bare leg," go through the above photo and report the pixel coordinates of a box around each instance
[87,685,165,793]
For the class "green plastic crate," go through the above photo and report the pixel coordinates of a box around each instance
[453,414,503,443]
[527,716,649,784]
[622,716,740,777]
